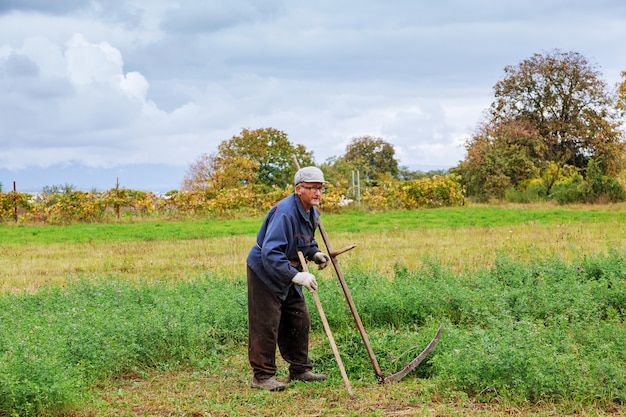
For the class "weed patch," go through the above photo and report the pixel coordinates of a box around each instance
[0,275,247,416]
[0,248,625,415]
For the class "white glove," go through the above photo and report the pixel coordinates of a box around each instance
[292,272,318,292]
[313,252,331,270]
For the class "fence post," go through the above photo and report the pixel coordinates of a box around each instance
[115,177,121,221]
[13,181,18,222]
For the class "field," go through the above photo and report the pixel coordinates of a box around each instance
[1,203,625,416]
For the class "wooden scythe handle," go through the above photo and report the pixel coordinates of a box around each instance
[331,245,356,257]
[298,252,354,398]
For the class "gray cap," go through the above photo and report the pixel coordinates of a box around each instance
[294,166,326,185]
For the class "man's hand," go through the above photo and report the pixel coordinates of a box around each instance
[292,272,318,291]
[313,252,331,270]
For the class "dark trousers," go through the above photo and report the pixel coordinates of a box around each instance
[247,266,313,380]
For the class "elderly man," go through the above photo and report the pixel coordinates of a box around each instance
[246,166,332,391]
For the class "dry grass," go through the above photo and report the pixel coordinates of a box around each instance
[3,219,624,293]
[0,236,251,293]
[343,220,625,276]
[86,356,624,417]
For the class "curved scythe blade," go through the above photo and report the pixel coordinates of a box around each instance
[384,323,444,383]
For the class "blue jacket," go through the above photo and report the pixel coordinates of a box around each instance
[246,193,322,299]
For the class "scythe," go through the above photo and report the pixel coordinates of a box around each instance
[292,155,443,383]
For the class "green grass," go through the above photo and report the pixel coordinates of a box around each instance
[326,204,626,232]
[0,217,263,245]
[0,275,247,416]
[2,204,626,245]
[1,253,625,416]
[1,203,626,416]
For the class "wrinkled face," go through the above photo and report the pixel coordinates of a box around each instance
[296,182,324,211]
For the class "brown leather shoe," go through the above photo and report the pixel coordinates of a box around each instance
[250,377,286,391]
[288,371,327,382]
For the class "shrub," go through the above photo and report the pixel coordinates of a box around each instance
[505,178,547,203]
[0,192,32,222]
[399,175,464,208]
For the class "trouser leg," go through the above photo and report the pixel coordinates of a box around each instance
[278,285,313,375]
[247,266,281,380]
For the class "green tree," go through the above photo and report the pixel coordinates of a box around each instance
[39,183,77,202]
[398,166,447,181]
[458,120,546,201]
[343,136,399,181]
[319,156,354,188]
[617,70,626,117]
[184,127,314,191]
[216,127,314,189]
[490,49,625,177]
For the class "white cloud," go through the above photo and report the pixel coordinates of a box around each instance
[1,1,626,190]
[0,33,164,168]
[118,71,149,101]
[65,33,123,85]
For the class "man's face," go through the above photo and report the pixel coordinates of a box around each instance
[296,182,324,210]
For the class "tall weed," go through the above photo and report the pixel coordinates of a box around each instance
[0,251,624,416]
[0,275,247,416]
[312,252,625,406]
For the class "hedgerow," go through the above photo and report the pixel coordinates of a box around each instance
[0,176,464,224]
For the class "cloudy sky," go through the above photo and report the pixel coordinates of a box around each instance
[1,0,625,191]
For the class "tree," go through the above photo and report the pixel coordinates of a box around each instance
[343,136,399,181]
[182,152,254,192]
[216,127,314,189]
[319,156,354,188]
[458,120,546,200]
[184,127,314,191]
[490,49,625,177]
[618,70,626,117]
[398,166,447,181]
[460,50,626,201]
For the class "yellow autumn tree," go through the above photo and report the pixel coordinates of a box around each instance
[183,127,315,192]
